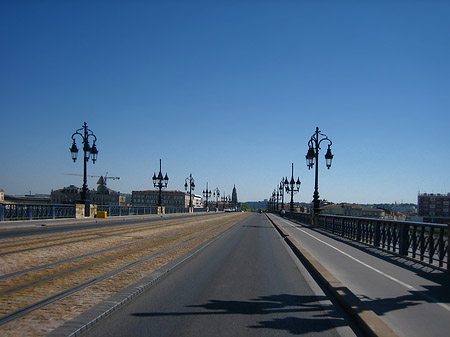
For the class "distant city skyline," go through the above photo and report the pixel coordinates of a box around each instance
[1,1,449,204]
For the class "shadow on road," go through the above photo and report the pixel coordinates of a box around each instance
[132,293,358,335]
[358,286,450,317]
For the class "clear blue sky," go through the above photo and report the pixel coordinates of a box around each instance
[1,0,449,204]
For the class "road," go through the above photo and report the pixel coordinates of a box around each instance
[82,213,359,337]
[269,214,450,337]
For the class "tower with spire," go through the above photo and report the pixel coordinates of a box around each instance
[231,185,238,206]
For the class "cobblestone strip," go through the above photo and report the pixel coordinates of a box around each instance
[0,215,221,276]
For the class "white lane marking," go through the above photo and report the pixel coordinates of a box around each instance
[277,216,450,312]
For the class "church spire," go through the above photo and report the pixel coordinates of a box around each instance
[232,185,238,205]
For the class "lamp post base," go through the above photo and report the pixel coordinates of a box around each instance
[75,204,96,218]
[312,208,320,227]
[85,201,90,217]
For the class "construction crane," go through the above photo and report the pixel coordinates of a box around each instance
[63,172,120,186]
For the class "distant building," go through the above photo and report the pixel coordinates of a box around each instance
[193,194,203,208]
[91,177,126,206]
[4,193,51,204]
[51,181,125,206]
[0,189,4,203]
[418,193,450,224]
[131,190,195,209]
[322,203,385,219]
[321,204,345,216]
[51,185,83,204]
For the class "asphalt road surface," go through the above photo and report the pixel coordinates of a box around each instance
[82,213,359,337]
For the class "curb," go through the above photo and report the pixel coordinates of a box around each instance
[266,214,399,337]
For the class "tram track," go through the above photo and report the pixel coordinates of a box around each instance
[0,217,200,255]
[0,212,250,336]
[0,215,223,276]
[1,219,223,295]
[0,220,212,280]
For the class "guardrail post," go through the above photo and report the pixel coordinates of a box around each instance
[399,223,409,256]
[447,224,449,273]
[0,205,4,221]
[27,205,33,220]
[429,227,435,265]
[52,206,56,219]
[374,221,381,247]
[357,219,362,241]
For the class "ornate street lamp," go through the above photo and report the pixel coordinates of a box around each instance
[269,194,274,211]
[284,163,301,212]
[279,179,286,210]
[70,122,98,217]
[306,127,333,221]
[221,194,229,210]
[184,173,195,208]
[152,159,169,207]
[202,182,211,210]
[271,189,279,212]
[213,188,220,210]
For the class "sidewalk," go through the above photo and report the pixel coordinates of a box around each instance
[267,213,450,337]
[266,213,397,337]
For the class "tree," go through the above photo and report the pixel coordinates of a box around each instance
[241,203,251,212]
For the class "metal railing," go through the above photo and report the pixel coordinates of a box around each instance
[0,203,76,221]
[97,205,158,216]
[282,211,449,271]
[1,203,209,221]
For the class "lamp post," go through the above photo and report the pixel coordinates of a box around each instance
[276,188,280,211]
[279,179,285,210]
[70,122,98,217]
[213,188,220,210]
[184,173,195,209]
[203,182,211,210]
[269,194,274,212]
[306,127,334,223]
[271,189,278,212]
[221,194,229,211]
[152,159,169,208]
[284,163,301,212]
